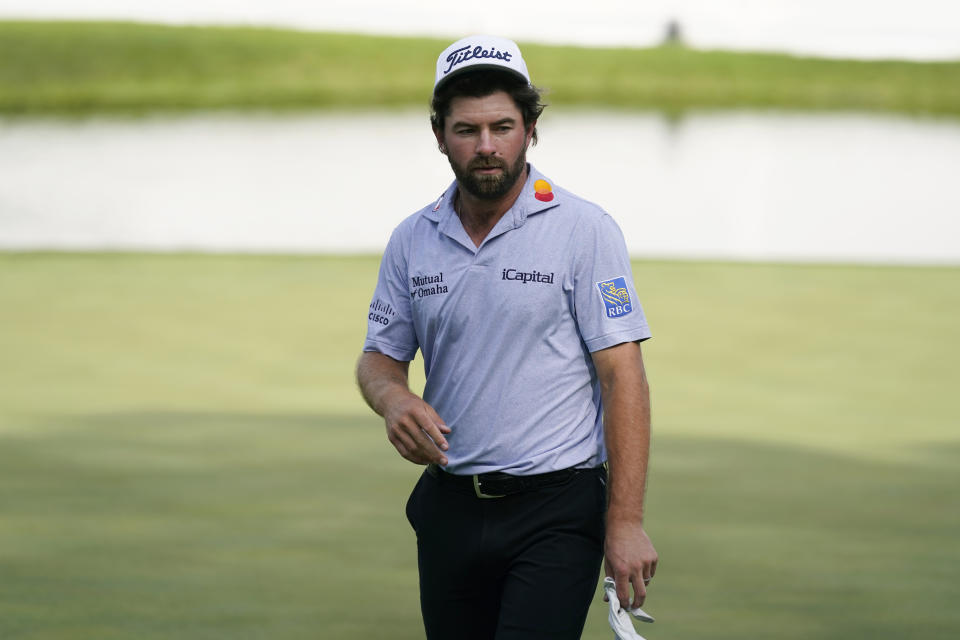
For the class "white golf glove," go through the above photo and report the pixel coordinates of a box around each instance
[603,576,655,640]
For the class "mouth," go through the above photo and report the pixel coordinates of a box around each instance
[471,163,504,175]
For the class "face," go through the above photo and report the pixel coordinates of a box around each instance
[435,91,534,201]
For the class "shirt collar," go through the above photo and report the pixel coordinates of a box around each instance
[519,164,562,221]
[422,163,561,228]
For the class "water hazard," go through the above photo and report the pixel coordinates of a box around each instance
[1,110,958,263]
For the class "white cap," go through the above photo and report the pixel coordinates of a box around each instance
[434,35,531,95]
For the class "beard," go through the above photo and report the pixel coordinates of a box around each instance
[448,148,527,201]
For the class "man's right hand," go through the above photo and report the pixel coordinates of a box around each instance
[383,390,451,466]
[355,352,450,466]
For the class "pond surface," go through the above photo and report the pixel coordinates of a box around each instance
[1,110,958,263]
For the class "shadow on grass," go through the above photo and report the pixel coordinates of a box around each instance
[0,411,957,639]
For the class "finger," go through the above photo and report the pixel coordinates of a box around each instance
[389,423,435,464]
[395,410,439,447]
[389,433,409,458]
[603,561,613,602]
[408,451,430,465]
[416,408,450,451]
[417,435,448,465]
[405,421,448,466]
[422,403,452,435]
[631,573,647,609]
[389,424,419,457]
[650,558,658,578]
[615,575,631,611]
[388,430,428,464]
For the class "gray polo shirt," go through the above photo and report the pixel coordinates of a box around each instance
[364,165,651,475]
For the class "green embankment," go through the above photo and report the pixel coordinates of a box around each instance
[1,253,958,639]
[1,20,959,116]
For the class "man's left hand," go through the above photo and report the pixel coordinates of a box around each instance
[604,518,658,610]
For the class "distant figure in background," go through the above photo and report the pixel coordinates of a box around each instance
[356,35,657,639]
[664,19,684,46]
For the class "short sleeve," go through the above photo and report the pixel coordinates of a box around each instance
[363,228,419,361]
[573,213,651,352]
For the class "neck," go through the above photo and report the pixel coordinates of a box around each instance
[456,164,529,247]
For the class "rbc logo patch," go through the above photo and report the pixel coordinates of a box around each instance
[596,276,633,318]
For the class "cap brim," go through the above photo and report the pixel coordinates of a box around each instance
[433,64,530,95]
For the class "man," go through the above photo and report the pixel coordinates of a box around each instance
[356,35,657,640]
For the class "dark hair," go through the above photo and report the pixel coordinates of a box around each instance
[430,70,547,145]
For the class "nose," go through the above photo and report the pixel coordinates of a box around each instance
[476,128,496,156]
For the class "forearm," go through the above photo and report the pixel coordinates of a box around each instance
[356,351,412,417]
[598,345,651,524]
[593,341,657,607]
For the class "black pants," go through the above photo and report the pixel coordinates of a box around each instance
[405,466,606,640]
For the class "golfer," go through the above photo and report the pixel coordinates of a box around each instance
[357,35,657,639]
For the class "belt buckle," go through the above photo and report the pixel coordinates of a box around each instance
[472,474,506,499]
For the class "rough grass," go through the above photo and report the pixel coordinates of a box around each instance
[2,21,959,117]
[1,253,958,639]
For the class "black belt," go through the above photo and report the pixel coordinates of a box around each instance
[426,463,591,499]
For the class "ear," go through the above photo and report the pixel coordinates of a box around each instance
[433,127,446,154]
[525,120,537,147]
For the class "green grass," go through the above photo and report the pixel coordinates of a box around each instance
[1,253,958,639]
[2,21,960,117]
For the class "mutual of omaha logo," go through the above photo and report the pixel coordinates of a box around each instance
[410,272,448,300]
[596,277,633,318]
